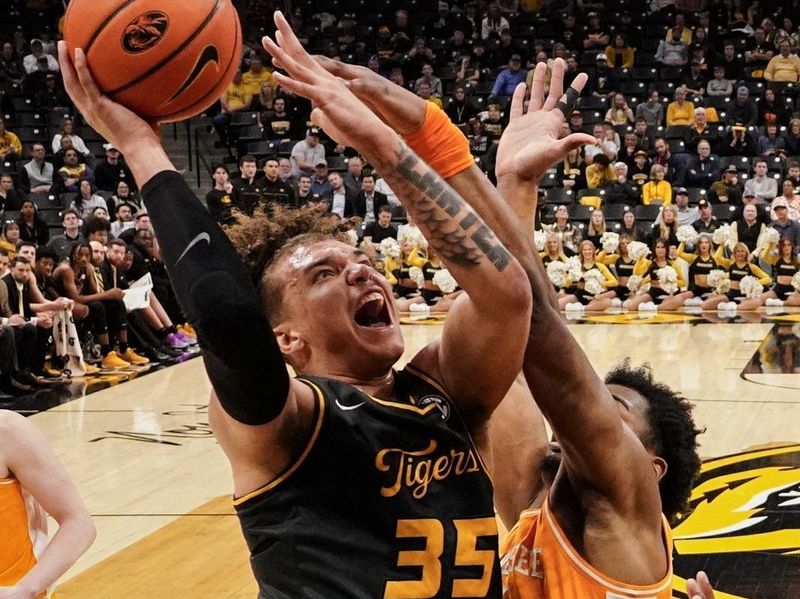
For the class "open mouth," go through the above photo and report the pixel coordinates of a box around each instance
[354,291,392,329]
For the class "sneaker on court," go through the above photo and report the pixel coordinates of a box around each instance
[610,298,622,307]
[82,362,101,375]
[120,348,150,365]
[565,302,583,312]
[409,303,430,313]
[102,351,131,370]
[684,297,703,306]
[164,333,190,349]
[178,324,197,339]
[174,331,197,345]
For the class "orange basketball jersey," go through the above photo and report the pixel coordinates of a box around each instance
[0,477,38,588]
[500,499,673,599]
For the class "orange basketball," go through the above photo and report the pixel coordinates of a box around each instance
[63,0,242,123]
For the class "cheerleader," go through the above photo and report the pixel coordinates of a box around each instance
[597,234,636,301]
[651,204,679,248]
[701,242,772,311]
[561,240,618,312]
[417,248,463,312]
[584,208,607,249]
[391,238,427,298]
[626,238,691,311]
[760,238,800,307]
[677,234,718,306]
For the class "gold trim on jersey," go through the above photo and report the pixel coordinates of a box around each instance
[542,499,673,596]
[232,381,326,506]
[403,363,494,484]
[366,394,440,416]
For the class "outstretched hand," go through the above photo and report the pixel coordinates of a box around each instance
[56,42,161,155]
[495,58,595,184]
[687,571,716,599]
[263,12,392,154]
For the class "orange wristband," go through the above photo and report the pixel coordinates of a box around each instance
[404,102,474,179]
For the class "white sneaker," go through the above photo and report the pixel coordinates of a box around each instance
[622,299,631,309]
[765,298,784,307]
[409,303,430,314]
[565,302,584,312]
[638,302,656,311]
[725,302,738,311]
[610,298,622,307]
[685,297,703,306]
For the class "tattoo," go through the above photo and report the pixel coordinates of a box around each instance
[388,145,511,272]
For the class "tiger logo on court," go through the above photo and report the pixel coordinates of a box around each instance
[122,12,169,53]
[671,445,800,598]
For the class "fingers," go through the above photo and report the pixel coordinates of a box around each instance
[316,55,370,80]
[273,11,319,73]
[57,41,87,107]
[509,82,527,121]
[72,48,102,102]
[263,37,322,95]
[529,62,548,112]
[557,132,596,156]
[271,71,317,102]
[543,58,565,111]
[697,571,714,597]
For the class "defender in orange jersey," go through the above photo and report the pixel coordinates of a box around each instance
[313,52,708,599]
[0,410,95,596]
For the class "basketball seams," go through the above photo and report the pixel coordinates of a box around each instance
[80,0,141,55]
[105,0,225,98]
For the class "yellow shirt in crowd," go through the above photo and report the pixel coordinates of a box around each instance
[764,54,800,82]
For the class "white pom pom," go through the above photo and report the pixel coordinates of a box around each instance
[764,227,780,245]
[547,260,568,288]
[432,269,457,293]
[600,231,620,254]
[566,256,583,284]
[712,224,732,248]
[344,229,359,247]
[707,269,731,294]
[409,266,425,288]
[677,225,699,244]
[397,225,428,250]
[628,241,651,262]
[380,237,401,258]
[738,275,764,298]
[582,269,606,296]
[627,274,643,292]
[534,230,547,252]
[792,271,800,293]
[656,265,679,295]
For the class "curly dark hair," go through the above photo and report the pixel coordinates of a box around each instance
[605,360,703,523]
[224,203,358,321]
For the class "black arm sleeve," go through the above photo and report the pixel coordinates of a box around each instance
[141,170,289,425]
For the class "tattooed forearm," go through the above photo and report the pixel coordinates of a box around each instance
[383,144,512,272]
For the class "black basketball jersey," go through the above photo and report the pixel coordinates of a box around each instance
[234,366,501,599]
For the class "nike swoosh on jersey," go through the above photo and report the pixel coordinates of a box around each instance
[335,399,366,411]
[176,233,211,265]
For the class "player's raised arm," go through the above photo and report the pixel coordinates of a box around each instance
[56,41,294,427]
[264,12,532,420]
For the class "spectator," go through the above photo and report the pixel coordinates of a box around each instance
[787,119,800,156]
[290,128,326,178]
[340,157,363,195]
[758,88,787,126]
[585,153,614,189]
[656,187,697,225]
[363,205,398,246]
[490,54,525,97]
[310,160,332,196]
[765,39,800,82]
[110,202,135,238]
[584,123,617,163]
[568,109,587,134]
[633,117,655,152]
[467,118,489,156]
[429,4,454,40]
[656,27,689,67]
[240,55,274,98]
[278,158,293,186]
[642,164,672,205]
[82,215,111,245]
[18,143,53,194]
[524,51,552,97]
[353,172,386,224]
[445,85,477,126]
[0,222,19,258]
[666,86,695,126]
[667,13,693,43]
[260,156,295,206]
[706,65,733,96]
[556,147,586,190]
[745,27,774,77]
[770,198,800,248]
[16,199,49,246]
[0,41,24,91]
[617,132,640,164]
[45,209,82,263]
[681,59,708,96]
[482,103,507,142]
[70,179,107,219]
[252,81,274,113]
[414,64,442,98]
[605,93,634,125]
[325,172,357,218]
[211,70,252,147]
[715,40,744,82]
[585,53,618,98]
[260,97,296,141]
[686,107,721,153]
[55,149,94,194]
[0,174,20,212]
[562,54,580,88]
[774,180,800,220]
[582,12,610,51]
[415,80,442,108]
[407,37,436,76]
[22,39,59,74]
[228,154,260,215]
[652,137,677,181]
[490,28,521,67]
[605,162,640,204]
[692,198,719,233]
[620,209,648,242]
[23,55,55,98]
[728,87,759,126]
[757,120,786,157]
[547,205,581,255]
[629,150,652,186]
[51,118,89,156]
[605,33,634,69]
[0,117,21,162]
[481,3,509,40]
[93,143,135,193]
[708,165,743,204]
[294,175,316,207]
[455,49,482,84]
[685,139,720,187]
[635,90,662,128]
[723,122,757,157]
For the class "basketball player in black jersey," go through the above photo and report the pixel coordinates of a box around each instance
[58,13,532,598]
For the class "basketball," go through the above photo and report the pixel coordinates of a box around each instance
[62,0,242,122]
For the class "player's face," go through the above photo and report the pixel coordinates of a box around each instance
[276,240,403,375]
[35,257,54,278]
[264,160,280,179]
